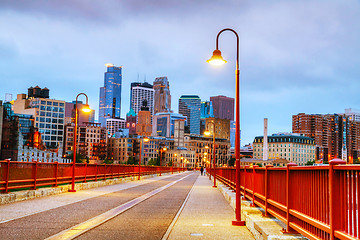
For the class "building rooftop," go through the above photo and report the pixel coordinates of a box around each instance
[180,95,200,99]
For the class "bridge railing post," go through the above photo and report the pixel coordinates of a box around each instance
[263,164,273,217]
[54,161,58,187]
[282,163,297,233]
[84,162,87,183]
[32,161,38,190]
[329,159,346,240]
[4,160,10,193]
[251,165,258,207]
[95,163,98,181]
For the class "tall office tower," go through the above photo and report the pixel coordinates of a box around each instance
[230,121,235,148]
[99,64,122,127]
[152,112,187,138]
[13,88,65,149]
[292,113,360,163]
[210,95,234,121]
[153,77,171,114]
[200,101,214,119]
[106,118,126,137]
[64,101,95,125]
[130,82,154,116]
[345,108,360,122]
[179,95,201,135]
[136,100,152,136]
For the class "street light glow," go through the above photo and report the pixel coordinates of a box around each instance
[81,104,91,113]
[204,130,211,136]
[207,50,227,66]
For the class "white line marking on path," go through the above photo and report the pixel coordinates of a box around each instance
[46,173,194,240]
[162,174,197,240]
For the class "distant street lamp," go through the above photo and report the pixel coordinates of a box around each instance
[207,28,245,226]
[159,146,167,176]
[204,121,217,188]
[69,93,91,192]
[138,137,150,180]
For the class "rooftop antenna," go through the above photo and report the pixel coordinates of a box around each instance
[144,74,146,83]
[137,72,139,82]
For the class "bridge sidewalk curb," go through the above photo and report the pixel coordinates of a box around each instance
[0,173,170,205]
[217,182,308,240]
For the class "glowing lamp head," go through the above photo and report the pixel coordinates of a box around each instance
[144,137,150,143]
[204,130,211,136]
[205,145,209,149]
[163,147,167,152]
[207,49,227,66]
[81,104,91,113]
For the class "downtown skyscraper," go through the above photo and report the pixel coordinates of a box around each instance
[179,95,201,135]
[130,82,154,116]
[210,95,234,121]
[153,77,171,114]
[99,64,122,127]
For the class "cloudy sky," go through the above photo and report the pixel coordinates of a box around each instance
[1,0,360,145]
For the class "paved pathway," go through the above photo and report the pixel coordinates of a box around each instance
[166,174,254,240]
[0,172,254,240]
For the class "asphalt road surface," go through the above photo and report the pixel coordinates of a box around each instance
[0,172,197,240]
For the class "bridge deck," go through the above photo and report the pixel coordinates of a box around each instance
[0,172,254,240]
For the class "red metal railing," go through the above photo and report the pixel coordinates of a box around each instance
[210,160,360,240]
[0,160,185,193]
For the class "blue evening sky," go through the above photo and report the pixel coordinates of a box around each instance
[1,0,360,145]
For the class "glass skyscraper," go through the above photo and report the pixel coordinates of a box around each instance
[99,64,122,127]
[179,95,201,135]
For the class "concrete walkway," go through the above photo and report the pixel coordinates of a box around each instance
[165,173,254,240]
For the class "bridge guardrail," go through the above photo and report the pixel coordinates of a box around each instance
[0,160,186,193]
[208,160,360,240]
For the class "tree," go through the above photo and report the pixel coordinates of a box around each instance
[228,157,235,167]
[67,153,87,163]
[126,156,137,165]
[147,157,160,166]
[104,158,114,164]
[305,160,315,166]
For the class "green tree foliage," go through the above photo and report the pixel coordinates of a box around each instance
[126,156,137,165]
[228,157,235,167]
[147,157,160,166]
[104,158,114,164]
[67,153,87,163]
[305,160,315,166]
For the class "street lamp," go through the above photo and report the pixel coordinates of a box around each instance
[159,146,167,176]
[69,93,91,192]
[138,137,150,180]
[207,28,245,226]
[204,121,217,188]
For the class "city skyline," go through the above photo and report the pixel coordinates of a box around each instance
[1,1,360,145]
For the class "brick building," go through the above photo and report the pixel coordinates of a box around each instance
[292,113,360,163]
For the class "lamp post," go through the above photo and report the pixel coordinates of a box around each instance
[138,137,150,180]
[204,145,210,180]
[69,93,91,192]
[159,146,167,176]
[207,28,245,226]
[204,121,217,188]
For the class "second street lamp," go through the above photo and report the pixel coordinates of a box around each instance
[70,93,91,192]
[204,121,217,188]
[159,146,167,176]
[207,28,245,226]
[138,137,150,180]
